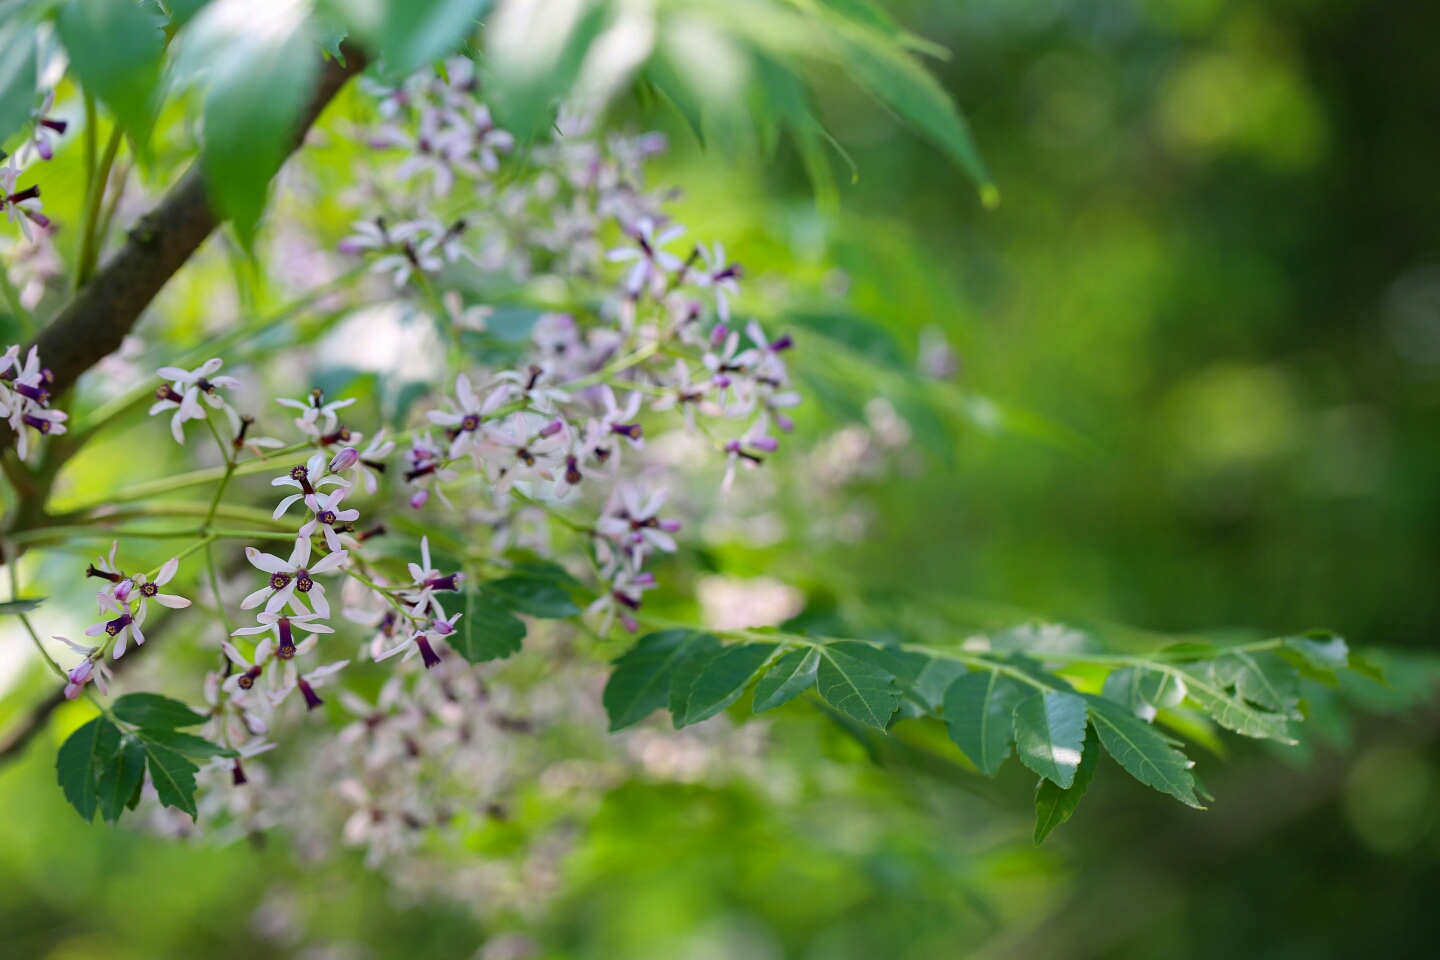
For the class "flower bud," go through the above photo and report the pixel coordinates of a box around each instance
[329,447,360,472]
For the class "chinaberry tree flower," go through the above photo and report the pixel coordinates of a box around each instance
[607,216,685,298]
[302,488,361,552]
[151,358,241,444]
[0,153,49,241]
[86,592,146,658]
[131,558,192,619]
[586,567,657,635]
[23,91,68,162]
[340,429,395,494]
[687,242,742,322]
[296,660,349,710]
[479,413,568,494]
[595,483,680,571]
[272,452,349,519]
[427,373,508,460]
[277,389,359,445]
[242,538,348,618]
[231,611,332,661]
[399,536,463,618]
[56,637,110,700]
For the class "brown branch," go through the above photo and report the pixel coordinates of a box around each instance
[0,44,367,454]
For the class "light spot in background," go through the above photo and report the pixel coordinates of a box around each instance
[1305,405,1388,499]
[1384,264,1440,365]
[1345,742,1435,854]
[697,575,804,631]
[318,304,447,382]
[1022,51,1115,149]
[1161,363,1303,473]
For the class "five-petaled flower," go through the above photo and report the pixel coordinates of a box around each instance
[302,487,361,552]
[242,538,348,618]
[151,358,241,444]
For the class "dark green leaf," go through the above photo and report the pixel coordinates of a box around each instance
[679,643,777,726]
[112,692,206,729]
[56,717,121,823]
[454,585,527,663]
[667,634,724,728]
[1283,633,1349,670]
[96,735,146,825]
[0,596,44,615]
[0,21,37,146]
[136,728,235,758]
[199,21,318,247]
[57,0,165,147]
[1181,665,1294,743]
[603,629,699,731]
[753,647,819,713]
[1084,695,1201,808]
[815,644,900,728]
[1034,723,1099,845]
[943,669,1024,775]
[642,54,704,146]
[1013,689,1088,788]
[1346,650,1387,684]
[1157,641,1222,661]
[143,741,198,818]
[484,574,579,618]
[825,640,919,681]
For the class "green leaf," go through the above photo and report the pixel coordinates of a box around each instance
[142,740,198,818]
[1212,650,1301,717]
[305,8,348,63]
[603,629,700,731]
[1013,689,1088,788]
[824,640,920,681]
[1084,695,1201,808]
[56,717,121,823]
[667,634,724,728]
[0,20,37,147]
[454,585,527,663]
[484,574,579,618]
[111,692,205,729]
[642,53,704,146]
[487,2,606,140]
[678,643,777,726]
[1346,650,1387,684]
[818,13,996,204]
[788,310,908,372]
[338,0,492,77]
[136,728,235,758]
[1283,633,1349,670]
[753,647,819,713]
[913,657,966,710]
[1101,666,1186,717]
[0,596,44,615]
[96,735,146,825]
[1180,666,1295,743]
[943,669,1023,775]
[1034,723,1099,845]
[194,15,318,247]
[815,644,900,728]
[165,0,213,27]
[57,0,165,147]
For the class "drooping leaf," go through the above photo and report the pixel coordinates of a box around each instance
[142,740,199,818]
[641,53,704,146]
[56,717,121,822]
[1283,632,1349,670]
[1033,723,1100,845]
[678,643,777,726]
[56,0,165,147]
[1346,650,1387,684]
[454,585,527,663]
[135,728,236,758]
[1084,695,1201,808]
[0,20,37,146]
[816,12,996,204]
[95,735,146,825]
[943,669,1024,775]
[484,573,579,618]
[1013,689,1088,788]
[753,647,820,713]
[815,644,900,728]
[603,629,699,731]
[190,5,319,247]
[0,596,44,615]
[667,634,724,728]
[111,692,205,729]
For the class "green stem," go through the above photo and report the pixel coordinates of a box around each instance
[75,122,123,290]
[565,340,661,389]
[18,613,66,682]
[205,541,233,635]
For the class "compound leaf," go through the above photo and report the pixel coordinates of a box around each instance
[1013,689,1088,788]
[1034,723,1100,844]
[603,629,699,731]
[815,644,899,728]
[679,643,777,726]
[753,647,819,713]
[112,692,205,729]
[1085,695,1201,808]
[142,740,198,818]
[943,668,1023,776]
[56,717,121,823]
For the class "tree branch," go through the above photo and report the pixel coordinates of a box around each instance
[0,44,367,454]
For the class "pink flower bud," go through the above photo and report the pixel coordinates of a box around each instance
[748,435,779,453]
[539,419,565,437]
[329,447,360,472]
[410,490,429,509]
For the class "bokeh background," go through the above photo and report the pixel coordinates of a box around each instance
[4,0,1440,957]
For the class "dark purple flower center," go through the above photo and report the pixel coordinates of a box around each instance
[289,464,316,496]
[317,510,337,525]
[40,118,67,133]
[104,614,132,636]
[86,565,122,582]
[238,665,262,689]
[299,678,324,710]
[7,184,40,205]
[423,574,462,591]
[461,414,480,432]
[565,456,582,485]
[611,422,643,440]
[21,414,51,434]
[15,382,49,404]
[295,571,313,593]
[416,636,442,668]
[140,582,159,597]
[232,758,248,785]
[276,618,296,659]
[320,425,352,445]
[270,572,292,591]
[155,384,185,404]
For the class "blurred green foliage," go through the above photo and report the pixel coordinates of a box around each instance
[4,0,1440,958]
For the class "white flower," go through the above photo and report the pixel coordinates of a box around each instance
[151,358,241,444]
[231,611,332,661]
[272,452,349,519]
[398,536,463,618]
[276,389,358,443]
[443,289,492,332]
[595,483,680,570]
[478,413,568,494]
[0,154,49,241]
[131,557,192,620]
[344,429,396,495]
[22,91,67,162]
[56,636,110,700]
[606,216,685,298]
[242,538,348,617]
[301,487,361,552]
[220,637,275,695]
[426,372,509,459]
[688,241,742,322]
[85,592,146,658]
[586,567,657,636]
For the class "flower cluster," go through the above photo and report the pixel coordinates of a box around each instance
[0,344,66,458]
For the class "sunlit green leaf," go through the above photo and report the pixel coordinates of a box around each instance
[943,668,1023,775]
[753,647,819,713]
[0,20,37,146]
[1033,723,1099,844]
[1212,650,1301,717]
[1013,689,1088,788]
[1283,632,1349,671]
[1084,695,1201,808]
[337,0,491,77]
[1179,664,1294,743]
[912,656,966,711]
